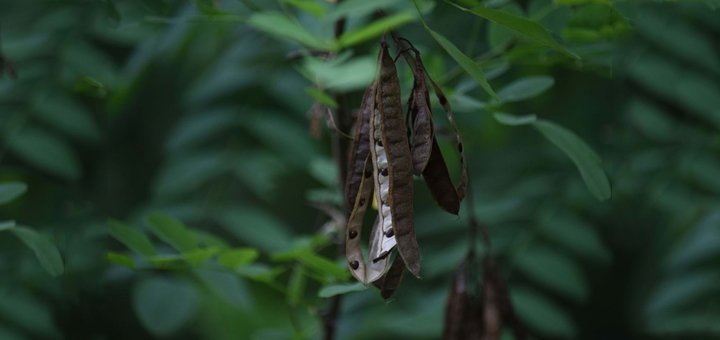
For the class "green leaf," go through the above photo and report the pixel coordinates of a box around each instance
[494,112,537,126]
[448,2,579,59]
[533,120,611,201]
[338,11,415,48]
[107,220,158,258]
[511,286,577,337]
[218,248,259,269]
[287,265,306,305]
[216,209,293,253]
[133,278,199,337]
[497,76,554,102]
[318,282,366,297]
[0,182,27,205]
[146,213,197,252]
[514,245,588,301]
[106,251,136,269]
[305,87,338,108]
[282,0,326,17]
[0,220,15,231]
[12,227,64,277]
[274,247,348,280]
[424,26,498,100]
[7,127,81,180]
[183,247,220,266]
[248,11,335,51]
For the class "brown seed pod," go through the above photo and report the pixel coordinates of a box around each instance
[345,156,391,284]
[375,41,420,277]
[422,139,461,215]
[344,84,375,208]
[408,56,434,176]
[377,255,405,300]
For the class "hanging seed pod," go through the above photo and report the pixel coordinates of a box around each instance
[374,41,420,277]
[483,256,526,340]
[345,156,390,284]
[408,56,434,176]
[442,255,483,340]
[373,255,406,300]
[345,84,375,208]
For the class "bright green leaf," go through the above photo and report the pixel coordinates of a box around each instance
[287,265,306,305]
[146,213,197,252]
[318,282,366,297]
[533,120,611,201]
[218,248,259,269]
[107,220,157,258]
[12,226,64,277]
[0,182,27,205]
[106,251,136,269]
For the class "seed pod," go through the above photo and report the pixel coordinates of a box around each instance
[422,139,460,215]
[427,78,468,200]
[374,41,420,277]
[378,255,405,300]
[345,156,374,283]
[408,56,434,175]
[345,84,375,208]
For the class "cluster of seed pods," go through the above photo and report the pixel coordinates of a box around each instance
[344,38,468,298]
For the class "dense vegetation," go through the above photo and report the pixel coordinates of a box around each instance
[1,0,719,339]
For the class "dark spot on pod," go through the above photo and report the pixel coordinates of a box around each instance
[350,260,359,269]
[460,155,464,163]
[385,228,394,237]
[349,230,358,239]
[373,251,390,263]
[458,143,463,153]
[364,168,372,178]
[359,198,365,206]
[376,139,383,147]
[439,95,448,105]
[381,168,388,176]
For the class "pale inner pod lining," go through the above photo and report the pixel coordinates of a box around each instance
[370,107,397,262]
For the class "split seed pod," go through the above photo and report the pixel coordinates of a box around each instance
[345,84,375,208]
[373,41,420,277]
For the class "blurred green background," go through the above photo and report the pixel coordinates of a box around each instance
[1,0,719,339]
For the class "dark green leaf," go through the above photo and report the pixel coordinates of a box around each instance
[133,278,199,337]
[511,286,577,337]
[0,182,27,205]
[12,226,64,277]
[248,12,335,50]
[106,251,136,269]
[424,26,498,99]
[7,127,81,180]
[493,112,537,126]
[287,265,306,305]
[338,11,415,47]
[146,213,197,252]
[533,120,611,201]
[449,2,579,59]
[497,76,554,102]
[514,245,588,301]
[107,220,157,258]
[318,282,366,297]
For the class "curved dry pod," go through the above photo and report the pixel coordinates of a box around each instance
[409,56,434,176]
[345,84,375,208]
[345,156,391,284]
[375,42,420,277]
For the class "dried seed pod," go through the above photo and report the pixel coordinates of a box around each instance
[422,139,460,215]
[408,56,434,175]
[345,84,375,208]
[427,78,468,200]
[345,156,374,283]
[378,255,405,300]
[374,41,420,277]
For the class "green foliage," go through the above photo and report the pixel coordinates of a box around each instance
[0,0,718,338]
